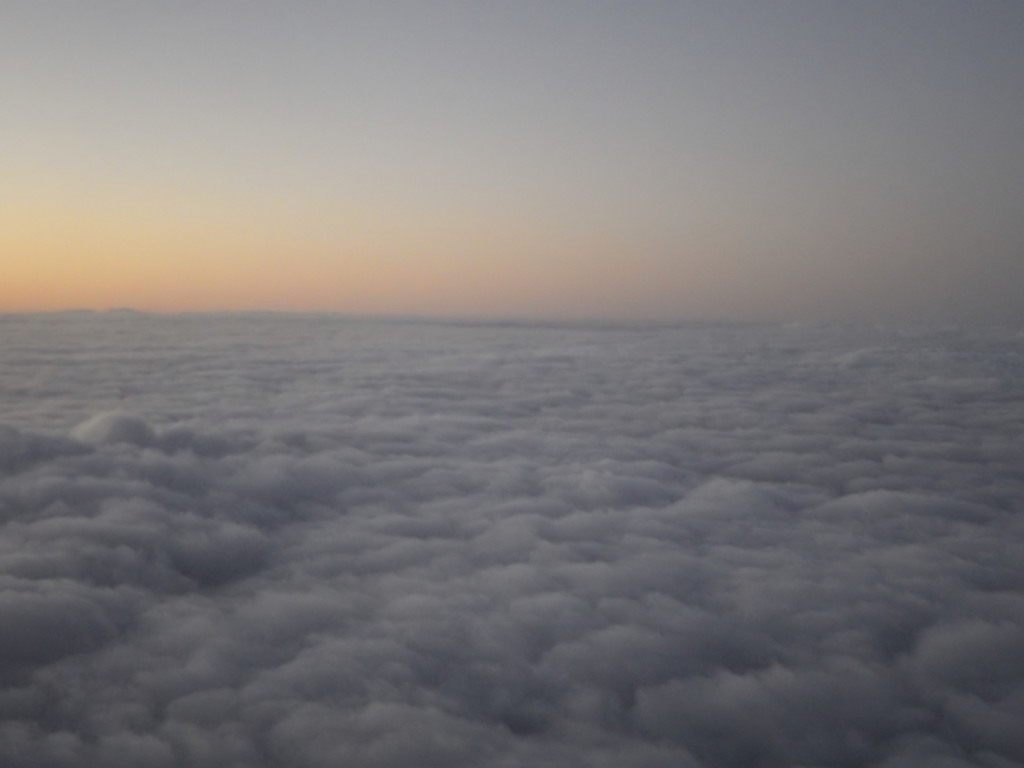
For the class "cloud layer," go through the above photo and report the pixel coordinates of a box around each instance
[0,313,1022,767]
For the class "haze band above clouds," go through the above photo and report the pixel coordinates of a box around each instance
[0,313,1022,767]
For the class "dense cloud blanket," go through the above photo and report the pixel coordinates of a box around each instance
[0,313,1022,767]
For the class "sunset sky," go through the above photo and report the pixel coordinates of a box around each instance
[4,2,1023,322]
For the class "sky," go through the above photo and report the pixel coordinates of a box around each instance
[3,2,1023,322]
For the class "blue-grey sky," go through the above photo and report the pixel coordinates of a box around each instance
[3,1,1023,322]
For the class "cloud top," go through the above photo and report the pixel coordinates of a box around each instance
[0,313,1021,767]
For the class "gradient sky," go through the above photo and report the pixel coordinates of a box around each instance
[3,2,1023,322]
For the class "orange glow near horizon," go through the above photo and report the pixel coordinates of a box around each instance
[0,148,954,323]
[1,189,801,321]
[3,177,721,318]
[1,203,562,316]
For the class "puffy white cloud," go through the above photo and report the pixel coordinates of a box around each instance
[0,312,1021,766]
